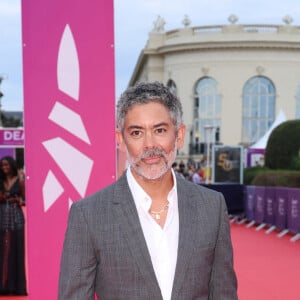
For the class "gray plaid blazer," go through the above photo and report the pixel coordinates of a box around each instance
[58,173,237,299]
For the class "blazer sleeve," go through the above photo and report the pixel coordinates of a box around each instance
[209,194,238,300]
[58,202,97,300]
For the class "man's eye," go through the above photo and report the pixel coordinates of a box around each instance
[130,130,142,137]
[155,128,166,134]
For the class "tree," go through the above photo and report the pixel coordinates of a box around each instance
[265,120,300,169]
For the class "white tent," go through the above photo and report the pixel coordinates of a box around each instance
[250,110,287,149]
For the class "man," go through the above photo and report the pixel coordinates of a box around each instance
[58,81,238,299]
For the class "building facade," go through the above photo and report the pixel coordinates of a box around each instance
[129,15,300,159]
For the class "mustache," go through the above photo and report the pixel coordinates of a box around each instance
[140,148,167,160]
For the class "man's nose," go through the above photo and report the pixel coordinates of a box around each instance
[144,131,155,148]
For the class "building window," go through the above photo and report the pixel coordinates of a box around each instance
[242,76,275,145]
[167,79,177,95]
[296,85,300,119]
[193,77,221,143]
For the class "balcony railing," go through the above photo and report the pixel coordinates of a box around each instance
[164,23,300,41]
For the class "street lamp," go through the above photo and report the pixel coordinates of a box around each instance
[204,124,215,184]
[194,130,199,154]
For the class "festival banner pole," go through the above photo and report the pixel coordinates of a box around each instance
[22,1,115,298]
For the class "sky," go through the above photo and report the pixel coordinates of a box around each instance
[1,0,300,111]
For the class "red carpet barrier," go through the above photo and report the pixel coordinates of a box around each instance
[287,188,300,233]
[264,187,276,225]
[254,186,265,223]
[244,186,300,236]
[275,187,288,230]
[244,185,256,220]
[201,183,244,214]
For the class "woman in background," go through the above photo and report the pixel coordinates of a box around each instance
[0,156,27,295]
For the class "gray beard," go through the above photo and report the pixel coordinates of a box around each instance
[127,141,177,180]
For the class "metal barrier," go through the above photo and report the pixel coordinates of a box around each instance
[242,186,300,242]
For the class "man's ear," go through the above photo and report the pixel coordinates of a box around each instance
[176,124,186,150]
[116,130,126,152]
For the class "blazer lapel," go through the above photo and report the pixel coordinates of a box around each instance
[171,178,199,299]
[113,175,163,298]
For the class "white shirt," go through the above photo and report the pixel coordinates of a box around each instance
[126,168,179,300]
[192,172,202,184]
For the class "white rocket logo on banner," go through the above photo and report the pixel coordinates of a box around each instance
[42,24,93,212]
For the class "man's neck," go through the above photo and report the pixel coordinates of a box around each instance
[130,167,174,203]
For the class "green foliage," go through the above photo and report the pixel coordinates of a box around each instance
[252,170,300,188]
[1,113,22,127]
[247,121,300,187]
[290,155,300,170]
[243,166,268,185]
[265,120,300,169]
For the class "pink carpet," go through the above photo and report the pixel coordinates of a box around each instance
[231,222,300,300]
[2,221,300,299]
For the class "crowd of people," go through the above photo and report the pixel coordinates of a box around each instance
[172,158,207,184]
[0,156,27,295]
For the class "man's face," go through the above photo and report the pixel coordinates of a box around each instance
[116,102,185,180]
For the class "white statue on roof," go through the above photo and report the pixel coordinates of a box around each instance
[152,15,165,33]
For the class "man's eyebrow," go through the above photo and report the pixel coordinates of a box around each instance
[127,125,143,130]
[126,122,170,131]
[153,122,169,128]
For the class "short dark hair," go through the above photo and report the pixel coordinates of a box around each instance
[117,81,183,131]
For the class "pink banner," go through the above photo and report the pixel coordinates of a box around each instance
[0,128,24,146]
[22,1,115,299]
